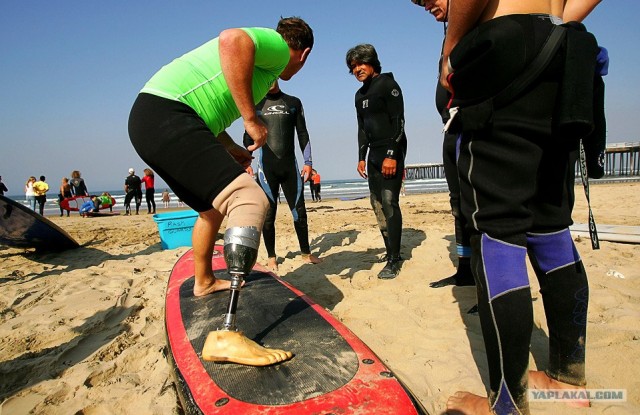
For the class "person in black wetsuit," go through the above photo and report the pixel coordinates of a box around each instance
[346,44,407,280]
[411,0,475,289]
[244,81,322,271]
[124,168,142,215]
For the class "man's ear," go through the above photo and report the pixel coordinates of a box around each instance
[300,47,312,63]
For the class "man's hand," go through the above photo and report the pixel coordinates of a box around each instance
[382,158,397,178]
[244,118,268,151]
[357,160,368,179]
[301,165,312,182]
[245,165,255,177]
[227,143,254,168]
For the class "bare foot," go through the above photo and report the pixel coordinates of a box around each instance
[193,276,245,297]
[446,392,491,415]
[267,257,278,271]
[202,330,293,366]
[529,370,590,408]
[302,253,323,264]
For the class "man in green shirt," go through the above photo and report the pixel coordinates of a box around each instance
[129,17,313,366]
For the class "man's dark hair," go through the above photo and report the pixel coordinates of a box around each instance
[345,44,381,74]
[277,16,314,51]
[39,175,46,181]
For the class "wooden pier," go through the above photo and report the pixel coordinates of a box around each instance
[405,142,640,180]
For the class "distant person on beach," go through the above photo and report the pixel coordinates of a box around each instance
[25,176,36,210]
[128,17,313,366]
[243,80,322,271]
[346,43,407,279]
[99,192,114,212]
[311,169,321,202]
[79,195,100,217]
[161,189,170,208]
[141,168,156,214]
[0,176,7,196]
[411,0,475,288]
[438,0,604,413]
[69,170,88,197]
[124,168,142,215]
[58,177,72,217]
[308,170,316,201]
[33,176,49,215]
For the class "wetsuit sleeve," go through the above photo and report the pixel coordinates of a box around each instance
[383,79,406,160]
[295,100,312,166]
[357,112,368,162]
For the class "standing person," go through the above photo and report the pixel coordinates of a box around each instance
[0,176,7,196]
[58,177,72,217]
[308,170,317,201]
[123,168,142,215]
[141,168,157,214]
[346,44,407,280]
[33,176,49,215]
[243,81,322,271]
[25,176,36,211]
[439,1,604,414]
[128,17,313,365]
[69,170,88,196]
[411,0,475,288]
[162,189,171,208]
[311,169,321,202]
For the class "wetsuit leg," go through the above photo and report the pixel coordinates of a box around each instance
[280,161,311,254]
[471,233,533,414]
[256,165,280,259]
[124,191,134,214]
[527,229,588,386]
[367,157,403,259]
[438,131,473,286]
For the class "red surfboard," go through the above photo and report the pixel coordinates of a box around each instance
[166,247,428,414]
[60,195,116,211]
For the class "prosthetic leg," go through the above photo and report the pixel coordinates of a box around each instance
[202,225,293,366]
[221,226,260,331]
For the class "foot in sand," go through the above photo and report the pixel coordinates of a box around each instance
[267,257,278,271]
[202,330,293,366]
[446,391,491,415]
[193,276,245,297]
[529,370,590,408]
[302,253,323,264]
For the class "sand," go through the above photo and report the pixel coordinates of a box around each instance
[1,182,638,414]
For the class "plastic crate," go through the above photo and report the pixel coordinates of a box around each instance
[153,210,198,249]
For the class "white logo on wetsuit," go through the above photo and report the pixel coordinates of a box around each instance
[362,99,369,109]
[391,89,399,97]
[263,104,289,116]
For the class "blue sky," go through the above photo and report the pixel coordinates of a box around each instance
[1,1,638,194]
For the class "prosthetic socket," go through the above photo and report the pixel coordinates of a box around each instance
[221,226,260,331]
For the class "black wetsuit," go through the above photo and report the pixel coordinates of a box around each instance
[244,90,313,258]
[447,15,599,413]
[355,72,407,260]
[124,174,143,215]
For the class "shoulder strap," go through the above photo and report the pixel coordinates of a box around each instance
[493,25,566,107]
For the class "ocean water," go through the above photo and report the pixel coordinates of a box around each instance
[5,178,449,217]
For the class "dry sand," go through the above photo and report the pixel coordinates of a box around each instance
[1,182,638,414]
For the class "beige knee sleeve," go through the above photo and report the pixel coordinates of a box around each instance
[212,173,268,230]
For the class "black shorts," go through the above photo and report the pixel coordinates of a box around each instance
[128,93,245,212]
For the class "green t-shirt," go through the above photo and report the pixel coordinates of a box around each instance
[141,27,289,135]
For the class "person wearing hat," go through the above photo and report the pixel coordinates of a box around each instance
[123,168,142,215]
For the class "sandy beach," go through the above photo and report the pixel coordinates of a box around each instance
[1,181,638,415]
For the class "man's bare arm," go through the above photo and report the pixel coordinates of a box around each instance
[440,0,490,90]
[563,0,602,22]
[219,28,268,150]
